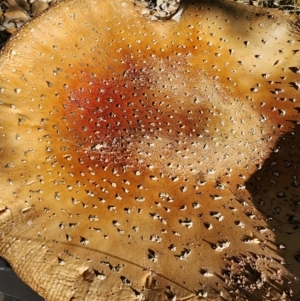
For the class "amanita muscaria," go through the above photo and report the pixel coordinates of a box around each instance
[0,0,299,300]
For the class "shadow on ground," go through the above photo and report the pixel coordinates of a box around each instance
[244,123,300,299]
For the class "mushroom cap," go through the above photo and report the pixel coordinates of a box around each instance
[0,0,299,300]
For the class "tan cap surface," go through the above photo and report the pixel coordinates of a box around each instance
[0,0,299,300]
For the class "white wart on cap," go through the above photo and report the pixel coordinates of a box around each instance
[0,0,299,300]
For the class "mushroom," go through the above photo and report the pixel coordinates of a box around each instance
[0,0,299,300]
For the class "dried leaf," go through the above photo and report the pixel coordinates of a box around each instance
[4,9,29,20]
[15,0,31,12]
[0,8,4,24]
[5,0,21,9]
[2,8,29,29]
[31,0,49,17]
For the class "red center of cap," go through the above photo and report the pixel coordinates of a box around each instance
[57,57,214,177]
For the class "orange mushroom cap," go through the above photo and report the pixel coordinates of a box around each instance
[0,0,299,300]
